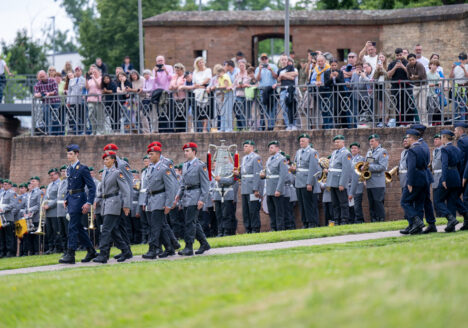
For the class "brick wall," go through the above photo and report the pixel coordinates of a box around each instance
[9,127,445,232]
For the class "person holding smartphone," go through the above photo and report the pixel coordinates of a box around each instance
[359,41,378,75]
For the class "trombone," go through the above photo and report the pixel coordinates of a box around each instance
[88,204,96,248]
[354,162,371,181]
[33,200,46,255]
[385,166,399,184]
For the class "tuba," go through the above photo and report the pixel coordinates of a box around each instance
[385,166,399,184]
[317,157,329,183]
[354,161,371,181]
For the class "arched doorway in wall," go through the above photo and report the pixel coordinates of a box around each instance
[252,33,292,66]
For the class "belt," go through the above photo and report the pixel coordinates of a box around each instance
[433,169,442,174]
[329,168,342,172]
[102,192,119,199]
[266,175,279,179]
[186,185,200,190]
[69,188,84,195]
[214,188,233,192]
[132,201,138,204]
[139,188,147,193]
[57,200,65,204]
[297,168,309,172]
[399,170,407,174]
[149,188,165,195]
[242,174,254,178]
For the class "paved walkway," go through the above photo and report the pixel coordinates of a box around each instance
[0,225,456,277]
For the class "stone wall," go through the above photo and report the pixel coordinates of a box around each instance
[0,115,21,178]
[9,127,444,232]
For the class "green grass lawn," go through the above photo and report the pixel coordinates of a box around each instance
[0,218,459,271]
[0,232,467,328]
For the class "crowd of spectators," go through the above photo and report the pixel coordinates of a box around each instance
[31,43,468,135]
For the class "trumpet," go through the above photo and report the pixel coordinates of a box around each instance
[33,200,46,235]
[317,157,329,183]
[354,162,371,181]
[88,204,95,230]
[385,166,399,184]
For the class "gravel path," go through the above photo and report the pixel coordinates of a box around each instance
[0,225,456,276]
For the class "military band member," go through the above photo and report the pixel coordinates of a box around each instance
[138,156,151,243]
[59,144,98,264]
[0,180,17,257]
[400,130,429,235]
[435,130,467,233]
[212,159,236,236]
[22,177,42,255]
[93,152,132,263]
[102,144,133,259]
[349,142,365,224]
[427,134,443,234]
[326,135,352,225]
[260,140,288,231]
[292,134,321,228]
[43,168,60,254]
[398,137,412,235]
[235,140,263,234]
[284,155,296,230]
[15,183,28,256]
[175,142,211,256]
[57,165,69,254]
[365,134,389,222]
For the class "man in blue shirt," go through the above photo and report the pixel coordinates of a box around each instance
[255,53,278,130]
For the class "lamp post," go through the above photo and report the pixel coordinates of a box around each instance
[49,16,56,66]
[284,0,290,56]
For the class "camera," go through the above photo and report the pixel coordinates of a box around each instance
[454,62,461,66]
[371,41,376,46]
[156,64,164,72]
[262,64,268,68]
[345,64,352,72]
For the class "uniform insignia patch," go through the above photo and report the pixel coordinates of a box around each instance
[315,153,318,158]
[14,194,17,199]
[119,173,124,179]
[76,165,80,170]
[126,166,130,171]
[166,170,171,175]
[18,199,22,203]
[347,154,351,160]
[383,153,387,158]
[203,166,207,171]
[169,164,173,169]
[258,159,261,163]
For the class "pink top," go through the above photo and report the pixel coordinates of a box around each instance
[142,77,155,97]
[170,74,186,100]
[234,71,250,97]
[153,65,173,91]
[87,76,102,102]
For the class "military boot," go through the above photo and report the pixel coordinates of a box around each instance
[142,246,158,259]
[445,215,459,233]
[423,223,437,234]
[59,249,75,264]
[159,247,175,258]
[460,213,468,231]
[409,217,424,234]
[117,248,133,262]
[195,238,211,255]
[93,251,109,263]
[81,247,98,263]
[400,224,412,235]
[113,252,123,260]
[178,244,194,256]
[172,239,181,250]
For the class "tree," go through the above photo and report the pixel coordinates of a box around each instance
[0,30,48,75]
[43,28,78,54]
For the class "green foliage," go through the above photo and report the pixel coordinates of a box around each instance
[2,76,32,103]
[43,28,78,54]
[0,30,48,75]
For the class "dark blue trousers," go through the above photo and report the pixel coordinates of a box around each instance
[401,186,426,224]
[68,212,93,251]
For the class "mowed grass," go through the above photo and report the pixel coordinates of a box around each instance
[0,232,467,328]
[0,218,459,270]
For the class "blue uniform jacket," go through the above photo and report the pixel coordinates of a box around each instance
[419,138,434,183]
[456,134,468,178]
[406,142,430,188]
[441,143,463,188]
[66,161,96,214]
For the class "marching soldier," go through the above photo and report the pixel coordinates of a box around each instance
[365,134,389,222]
[433,130,467,233]
[93,169,103,247]
[260,140,288,231]
[15,183,28,256]
[292,134,321,228]
[234,140,263,234]
[130,169,141,244]
[456,122,468,231]
[43,168,60,254]
[326,135,352,225]
[398,137,412,234]
[212,160,236,236]
[427,134,443,233]
[349,142,365,224]
[175,142,211,256]
[138,156,151,244]
[93,151,132,263]
[400,130,430,235]
[171,164,185,239]
[0,180,17,257]
[59,144,98,264]
[410,124,436,229]
[142,145,178,259]
[102,144,133,260]
[57,165,69,254]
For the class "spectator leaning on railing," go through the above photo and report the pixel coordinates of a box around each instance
[341,52,357,83]
[170,63,187,133]
[34,70,61,135]
[427,59,443,124]
[324,59,346,128]
[387,48,412,125]
[101,74,118,132]
[223,60,239,132]
[407,53,428,125]
[55,72,66,134]
[276,55,299,131]
[192,57,212,132]
[255,53,278,131]
[373,53,389,126]
[309,54,331,129]
[67,66,86,134]
[449,52,468,121]
[152,55,173,133]
[85,66,104,135]
[233,59,250,131]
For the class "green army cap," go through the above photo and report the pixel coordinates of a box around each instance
[40,185,46,189]
[0,178,3,183]
[48,168,58,174]
[268,140,279,147]
[280,151,286,157]
[131,169,139,174]
[297,133,310,141]
[433,133,441,139]
[123,157,129,163]
[327,155,331,159]
[243,140,255,146]
[60,165,67,170]
[349,142,360,148]
[12,183,17,188]
[333,135,345,141]
[89,167,94,172]
[285,154,291,161]
[3,179,12,185]
[98,169,104,173]
[30,176,40,181]
[368,134,380,140]
[143,155,149,160]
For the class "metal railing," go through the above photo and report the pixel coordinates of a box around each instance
[1,75,38,104]
[30,78,468,136]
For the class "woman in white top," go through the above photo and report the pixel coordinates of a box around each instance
[192,57,212,132]
[0,58,13,103]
